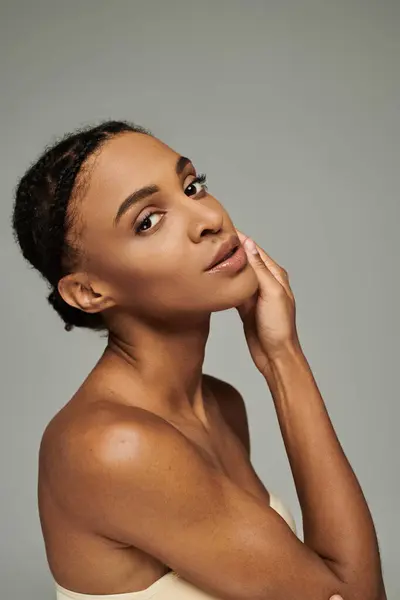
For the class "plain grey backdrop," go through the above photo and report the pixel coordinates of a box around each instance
[1,1,399,598]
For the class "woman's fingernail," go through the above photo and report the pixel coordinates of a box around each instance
[244,238,258,254]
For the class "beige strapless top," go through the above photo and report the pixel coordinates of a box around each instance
[55,492,297,600]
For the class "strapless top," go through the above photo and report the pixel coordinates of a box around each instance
[55,491,297,600]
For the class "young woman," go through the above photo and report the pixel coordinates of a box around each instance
[12,121,386,600]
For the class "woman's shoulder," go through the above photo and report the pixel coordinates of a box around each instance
[40,392,164,465]
[38,393,179,523]
[39,374,250,493]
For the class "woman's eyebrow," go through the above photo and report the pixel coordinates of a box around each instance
[113,155,192,226]
[176,155,192,175]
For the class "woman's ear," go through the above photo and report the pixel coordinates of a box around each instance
[58,273,116,314]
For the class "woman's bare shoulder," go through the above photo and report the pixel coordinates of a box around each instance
[40,393,164,461]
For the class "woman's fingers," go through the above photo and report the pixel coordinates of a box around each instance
[243,238,282,289]
[236,228,292,297]
[236,228,284,273]
[235,228,246,242]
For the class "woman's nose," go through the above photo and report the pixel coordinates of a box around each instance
[189,206,224,241]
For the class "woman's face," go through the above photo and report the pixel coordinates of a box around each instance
[72,132,258,322]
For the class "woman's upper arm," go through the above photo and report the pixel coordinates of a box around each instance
[68,407,346,600]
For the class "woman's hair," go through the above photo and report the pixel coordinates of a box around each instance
[11,120,152,332]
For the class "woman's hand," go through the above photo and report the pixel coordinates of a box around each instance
[235,229,301,378]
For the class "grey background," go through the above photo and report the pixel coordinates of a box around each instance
[1,1,398,598]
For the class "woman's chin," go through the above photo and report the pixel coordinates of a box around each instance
[210,265,259,312]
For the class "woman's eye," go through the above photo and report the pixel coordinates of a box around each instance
[134,174,208,234]
[135,211,162,234]
[184,174,208,197]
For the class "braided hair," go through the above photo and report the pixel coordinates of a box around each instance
[12,120,152,332]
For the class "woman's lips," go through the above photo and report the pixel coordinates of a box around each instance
[206,244,248,274]
[205,234,240,270]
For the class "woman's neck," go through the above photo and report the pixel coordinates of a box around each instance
[101,312,212,422]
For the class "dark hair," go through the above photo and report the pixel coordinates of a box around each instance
[11,120,152,332]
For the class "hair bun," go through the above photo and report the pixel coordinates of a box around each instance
[47,287,73,331]
[47,288,58,305]
[47,285,105,332]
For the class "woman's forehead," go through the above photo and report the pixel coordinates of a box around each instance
[80,132,180,220]
[90,132,179,188]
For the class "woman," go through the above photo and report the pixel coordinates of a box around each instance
[12,121,386,600]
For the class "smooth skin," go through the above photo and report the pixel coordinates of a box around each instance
[38,132,385,600]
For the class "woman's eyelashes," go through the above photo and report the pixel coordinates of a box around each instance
[134,173,208,234]
[134,210,163,234]
[185,173,208,197]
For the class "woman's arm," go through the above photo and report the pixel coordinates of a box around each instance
[266,342,386,599]
[58,401,383,600]
[234,231,386,599]
[209,370,387,600]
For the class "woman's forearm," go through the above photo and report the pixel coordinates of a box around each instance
[266,342,385,599]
